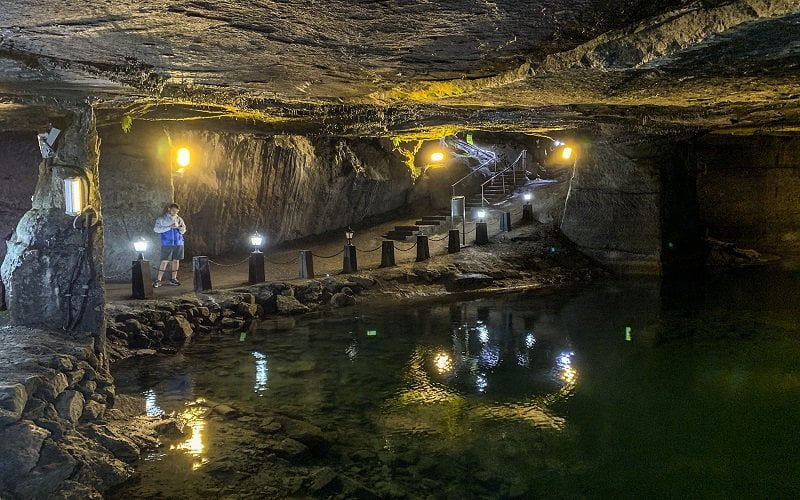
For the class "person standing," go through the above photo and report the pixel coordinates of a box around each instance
[153,203,187,287]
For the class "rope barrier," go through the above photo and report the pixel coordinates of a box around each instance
[312,248,345,259]
[394,242,417,252]
[208,256,250,267]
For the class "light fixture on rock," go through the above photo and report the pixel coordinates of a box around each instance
[63,177,88,216]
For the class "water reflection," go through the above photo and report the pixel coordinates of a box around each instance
[144,389,163,417]
[169,401,208,470]
[252,352,268,394]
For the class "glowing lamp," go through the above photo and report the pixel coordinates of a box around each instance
[63,177,87,216]
[345,226,354,246]
[562,147,573,160]
[250,232,264,251]
[176,147,190,168]
[133,237,149,260]
[476,210,486,221]
[430,151,445,163]
[523,193,532,202]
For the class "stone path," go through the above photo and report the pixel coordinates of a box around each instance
[105,183,564,304]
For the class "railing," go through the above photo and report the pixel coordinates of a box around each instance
[451,156,497,198]
[480,150,526,207]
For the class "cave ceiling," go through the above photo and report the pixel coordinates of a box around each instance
[0,0,799,137]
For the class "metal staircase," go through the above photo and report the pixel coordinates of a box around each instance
[384,149,528,241]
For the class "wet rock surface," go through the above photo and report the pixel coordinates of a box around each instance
[0,326,189,498]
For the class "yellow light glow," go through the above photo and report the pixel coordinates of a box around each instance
[434,352,453,374]
[430,151,445,162]
[170,406,208,470]
[562,147,573,160]
[561,366,577,384]
[176,147,191,168]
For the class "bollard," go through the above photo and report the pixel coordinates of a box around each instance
[193,255,212,292]
[448,230,461,254]
[522,203,534,223]
[299,250,314,279]
[475,222,489,245]
[416,234,430,262]
[343,244,358,273]
[380,240,395,267]
[248,252,265,284]
[500,211,512,232]
[131,259,153,299]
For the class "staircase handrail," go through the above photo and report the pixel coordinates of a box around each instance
[451,157,497,198]
[480,150,526,206]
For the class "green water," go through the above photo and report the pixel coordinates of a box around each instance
[112,270,800,498]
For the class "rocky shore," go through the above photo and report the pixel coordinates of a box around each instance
[105,222,604,361]
[1,221,603,499]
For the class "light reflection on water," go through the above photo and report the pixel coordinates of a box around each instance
[112,271,800,498]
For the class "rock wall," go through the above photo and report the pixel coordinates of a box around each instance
[561,137,669,274]
[0,327,126,498]
[0,131,40,263]
[1,108,106,334]
[693,134,800,254]
[99,125,413,277]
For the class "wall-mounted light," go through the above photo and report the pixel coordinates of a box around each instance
[562,147,573,160]
[133,237,149,260]
[176,147,190,168]
[63,177,88,216]
[250,232,264,253]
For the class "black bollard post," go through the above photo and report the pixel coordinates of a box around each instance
[299,250,314,279]
[448,230,461,254]
[193,256,212,292]
[380,240,395,267]
[248,252,265,284]
[416,234,430,262]
[500,211,512,232]
[475,222,489,245]
[131,259,153,299]
[343,244,358,273]
[522,203,534,223]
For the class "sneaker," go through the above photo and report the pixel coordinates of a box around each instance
[168,278,181,286]
[153,280,162,288]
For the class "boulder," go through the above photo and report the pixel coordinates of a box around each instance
[0,421,50,489]
[81,401,106,422]
[166,315,194,341]
[347,275,376,289]
[0,383,28,425]
[276,295,310,315]
[330,293,356,308]
[55,390,85,424]
[13,440,77,499]
[81,424,141,463]
[274,416,327,449]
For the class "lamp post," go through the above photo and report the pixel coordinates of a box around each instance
[131,237,153,299]
[475,210,489,245]
[343,226,357,273]
[248,232,266,284]
[522,192,534,223]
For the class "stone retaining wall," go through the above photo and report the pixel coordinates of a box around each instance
[0,327,176,498]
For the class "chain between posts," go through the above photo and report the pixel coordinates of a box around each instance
[359,244,384,253]
[394,242,417,252]
[312,248,345,259]
[428,234,449,241]
[264,256,295,265]
[207,256,251,267]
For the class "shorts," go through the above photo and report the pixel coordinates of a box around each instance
[160,245,185,261]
